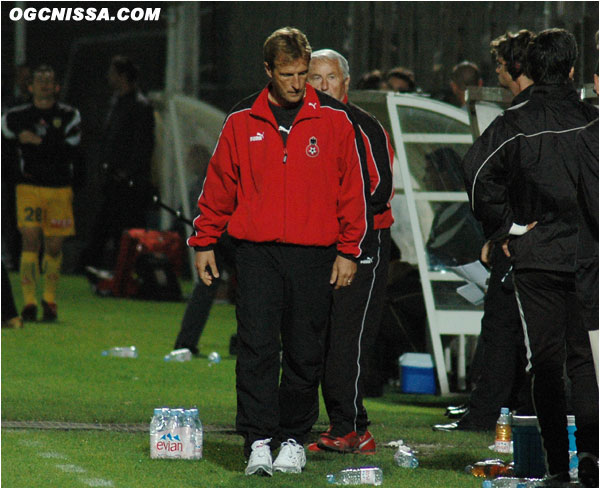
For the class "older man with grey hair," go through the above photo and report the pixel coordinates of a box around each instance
[307,48,395,454]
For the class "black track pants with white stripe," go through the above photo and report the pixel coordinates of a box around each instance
[514,269,599,475]
[234,241,336,456]
[322,228,391,436]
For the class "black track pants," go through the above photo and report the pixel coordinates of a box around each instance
[234,241,336,455]
[468,247,532,425]
[322,228,391,436]
[514,269,599,475]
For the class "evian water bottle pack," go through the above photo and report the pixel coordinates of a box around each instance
[149,407,203,459]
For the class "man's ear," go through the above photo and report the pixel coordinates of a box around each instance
[569,67,575,81]
[264,62,273,80]
[55,84,61,95]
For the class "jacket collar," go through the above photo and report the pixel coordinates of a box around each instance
[511,84,534,107]
[530,82,578,102]
[251,83,321,127]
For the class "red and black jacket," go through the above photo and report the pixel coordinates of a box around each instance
[346,100,395,230]
[188,84,370,259]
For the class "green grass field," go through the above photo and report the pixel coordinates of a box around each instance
[2,274,507,487]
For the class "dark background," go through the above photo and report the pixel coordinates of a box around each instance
[2,1,598,273]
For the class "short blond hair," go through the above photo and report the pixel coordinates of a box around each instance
[263,27,312,69]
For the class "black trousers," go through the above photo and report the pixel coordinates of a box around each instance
[514,269,599,475]
[467,247,532,426]
[234,241,336,456]
[80,183,148,269]
[322,228,391,436]
[174,236,236,354]
[2,261,18,321]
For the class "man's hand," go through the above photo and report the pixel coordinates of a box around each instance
[502,221,538,258]
[18,130,42,145]
[480,240,494,266]
[330,255,357,290]
[195,250,219,286]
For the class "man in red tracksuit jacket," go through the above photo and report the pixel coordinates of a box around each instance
[306,49,395,454]
[187,27,370,476]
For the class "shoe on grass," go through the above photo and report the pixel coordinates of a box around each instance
[41,300,58,322]
[273,439,306,473]
[21,304,37,322]
[317,430,360,453]
[245,438,273,476]
[2,316,24,329]
[354,430,376,454]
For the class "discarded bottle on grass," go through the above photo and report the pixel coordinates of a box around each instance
[101,346,138,358]
[207,351,221,367]
[327,467,383,486]
[482,477,541,488]
[393,444,419,468]
[466,459,514,478]
[164,348,192,362]
[495,407,512,453]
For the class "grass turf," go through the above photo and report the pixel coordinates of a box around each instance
[2,273,507,487]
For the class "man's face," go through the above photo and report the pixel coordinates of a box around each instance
[29,71,57,100]
[265,55,309,106]
[307,58,349,102]
[495,57,513,89]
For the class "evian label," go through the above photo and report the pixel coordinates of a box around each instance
[150,428,194,459]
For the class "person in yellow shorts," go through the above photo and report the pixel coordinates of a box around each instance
[1,64,82,322]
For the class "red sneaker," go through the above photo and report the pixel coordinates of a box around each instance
[317,430,377,454]
[308,426,332,452]
[317,431,360,453]
[354,430,376,455]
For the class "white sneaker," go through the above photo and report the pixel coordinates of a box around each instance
[273,439,306,474]
[245,438,273,476]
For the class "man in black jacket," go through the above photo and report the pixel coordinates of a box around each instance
[80,55,155,270]
[462,29,598,485]
[435,29,536,432]
[306,48,395,454]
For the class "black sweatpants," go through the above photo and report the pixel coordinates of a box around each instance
[174,236,236,354]
[322,228,391,436]
[467,247,532,426]
[514,269,599,476]
[234,241,336,456]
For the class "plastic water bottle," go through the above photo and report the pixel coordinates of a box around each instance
[150,407,169,458]
[482,477,541,488]
[101,346,138,358]
[189,408,203,459]
[165,408,185,458]
[495,407,512,453]
[326,467,383,486]
[208,351,221,367]
[394,445,419,468]
[164,348,192,362]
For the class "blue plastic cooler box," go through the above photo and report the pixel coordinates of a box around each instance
[398,353,436,394]
[512,415,577,479]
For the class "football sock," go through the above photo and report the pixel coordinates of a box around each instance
[20,251,39,306]
[42,252,62,304]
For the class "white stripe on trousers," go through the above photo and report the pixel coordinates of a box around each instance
[352,229,382,432]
